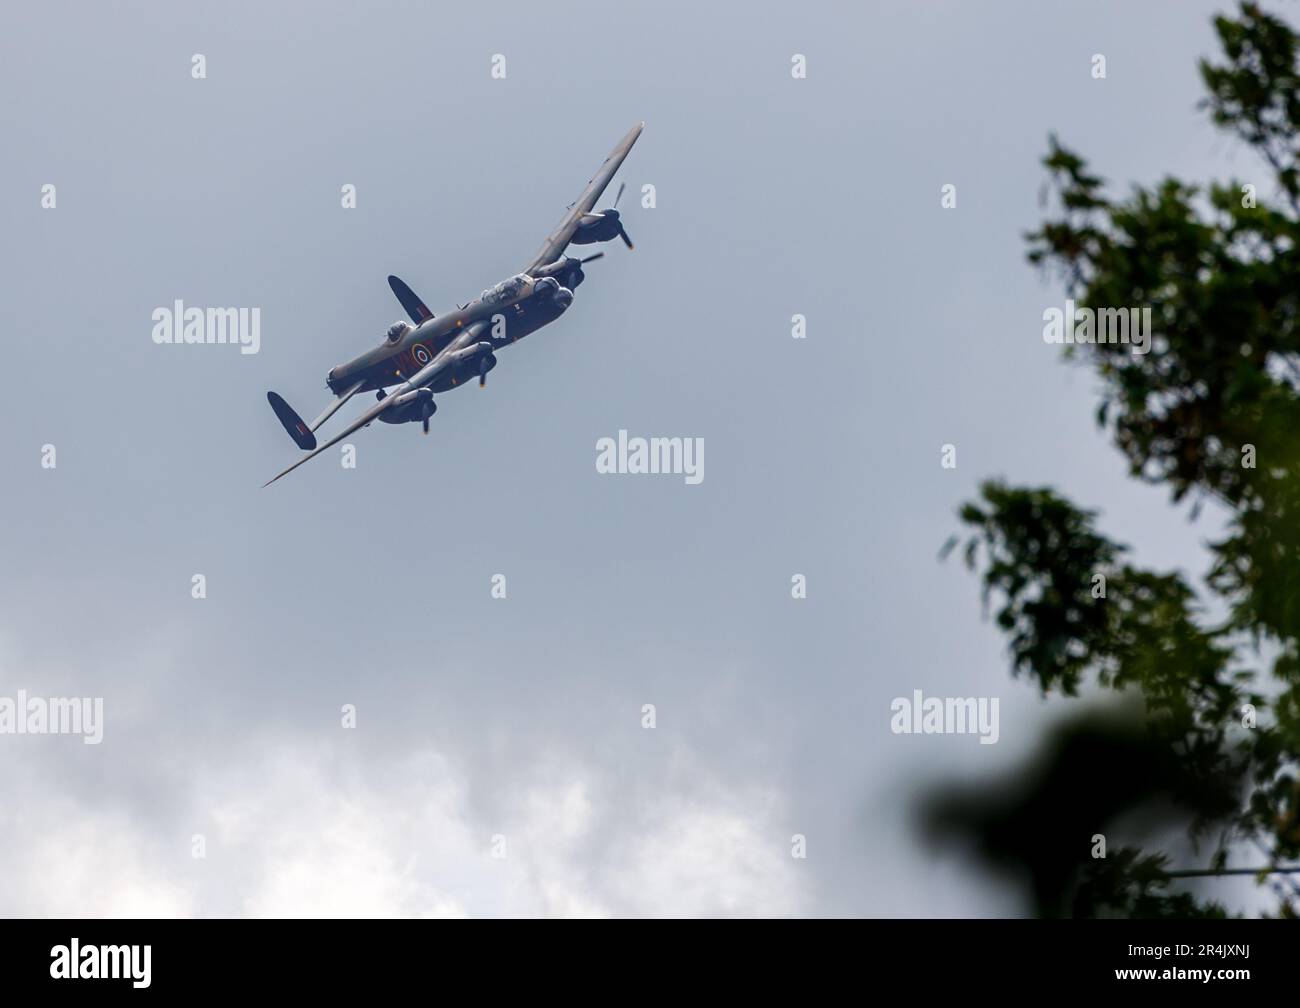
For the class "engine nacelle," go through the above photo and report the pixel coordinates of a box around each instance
[571,210,621,245]
[533,257,587,290]
[532,276,573,309]
[378,387,437,424]
[446,341,496,365]
[453,352,497,386]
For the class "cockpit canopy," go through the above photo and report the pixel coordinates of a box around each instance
[385,320,411,344]
[480,274,530,306]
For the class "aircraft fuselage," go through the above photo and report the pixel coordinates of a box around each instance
[326,277,571,397]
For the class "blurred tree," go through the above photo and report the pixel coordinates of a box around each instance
[933,2,1300,918]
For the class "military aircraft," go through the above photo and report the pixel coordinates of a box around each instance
[263,122,644,486]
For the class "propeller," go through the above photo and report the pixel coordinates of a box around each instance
[611,184,631,248]
[591,209,633,250]
[611,183,634,247]
[595,182,633,249]
[565,252,604,289]
[479,356,490,388]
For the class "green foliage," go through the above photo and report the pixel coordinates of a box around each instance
[924,703,1240,918]
[1074,848,1231,919]
[941,3,1300,917]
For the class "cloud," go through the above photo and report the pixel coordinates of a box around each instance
[4,804,194,917]
[0,739,802,917]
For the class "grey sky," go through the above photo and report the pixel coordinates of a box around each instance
[0,0,1277,915]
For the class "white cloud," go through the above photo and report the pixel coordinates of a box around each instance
[7,808,194,918]
[0,741,802,918]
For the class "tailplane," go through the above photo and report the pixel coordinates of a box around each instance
[267,392,317,450]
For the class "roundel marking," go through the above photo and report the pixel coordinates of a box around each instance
[412,344,433,367]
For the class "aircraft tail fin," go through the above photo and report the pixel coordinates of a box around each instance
[388,275,434,323]
[267,392,317,450]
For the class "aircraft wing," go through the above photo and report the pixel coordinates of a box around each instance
[263,321,490,486]
[523,122,644,274]
[262,389,398,487]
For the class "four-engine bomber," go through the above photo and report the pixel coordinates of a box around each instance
[263,122,644,486]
